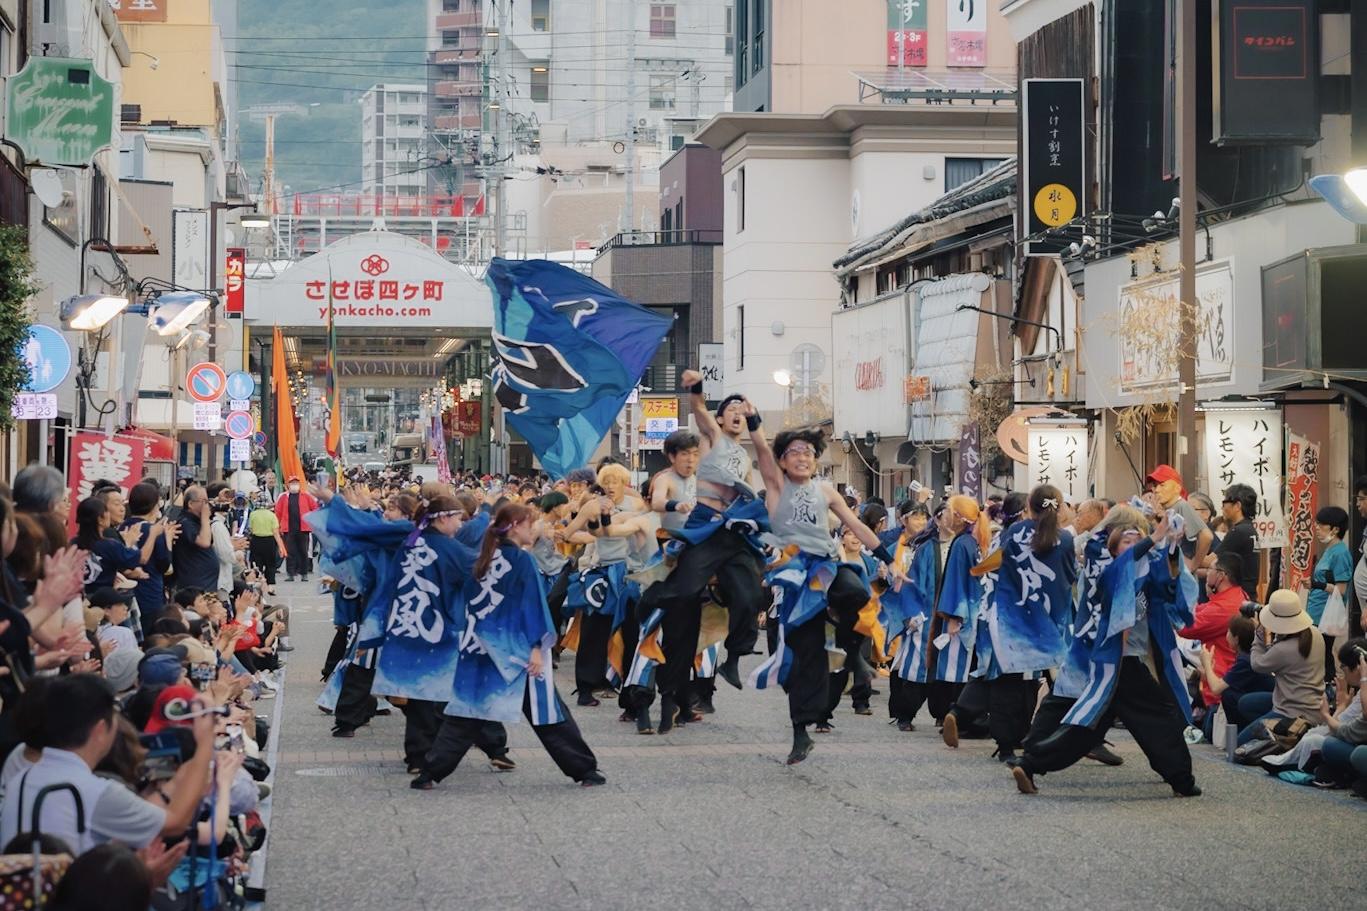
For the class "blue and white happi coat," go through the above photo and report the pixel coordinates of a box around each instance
[1055,532,1111,700]
[971,531,1005,681]
[671,496,770,552]
[623,606,665,691]
[987,520,1077,676]
[931,532,982,684]
[446,545,565,725]
[749,549,868,690]
[1060,536,1198,728]
[883,534,937,684]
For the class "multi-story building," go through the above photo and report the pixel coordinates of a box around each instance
[360,84,429,200]
[696,0,1017,435]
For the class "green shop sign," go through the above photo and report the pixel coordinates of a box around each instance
[4,57,115,166]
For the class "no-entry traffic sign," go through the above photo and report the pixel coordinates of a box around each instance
[186,362,227,402]
[224,410,255,440]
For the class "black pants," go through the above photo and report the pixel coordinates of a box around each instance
[650,529,764,661]
[824,626,873,720]
[1022,691,1082,753]
[574,611,614,697]
[945,678,992,738]
[1020,657,1195,790]
[248,536,279,586]
[334,661,377,732]
[889,678,962,724]
[424,690,597,783]
[399,699,447,768]
[284,530,311,579]
[987,674,1040,755]
[783,565,867,727]
[546,566,572,621]
[322,626,351,681]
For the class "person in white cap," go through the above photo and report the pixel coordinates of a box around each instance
[1235,588,1326,746]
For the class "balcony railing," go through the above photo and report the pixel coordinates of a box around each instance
[599,228,722,252]
[434,80,482,98]
[283,193,487,218]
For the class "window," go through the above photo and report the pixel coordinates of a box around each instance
[737,304,745,371]
[531,0,550,31]
[90,167,108,241]
[736,165,745,232]
[735,0,748,87]
[649,75,676,110]
[443,0,461,10]
[675,199,683,231]
[725,4,734,55]
[661,207,672,234]
[752,0,764,74]
[530,66,549,102]
[670,133,685,151]
[944,157,1005,192]
[650,4,676,38]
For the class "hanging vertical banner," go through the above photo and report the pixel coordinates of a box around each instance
[1022,78,1086,256]
[67,432,145,533]
[946,0,987,67]
[1212,0,1319,145]
[1282,433,1319,592]
[886,1,928,67]
[698,342,725,402]
[431,415,452,483]
[1202,407,1286,548]
[1026,425,1089,503]
[173,210,210,291]
[224,247,246,315]
[957,421,982,500]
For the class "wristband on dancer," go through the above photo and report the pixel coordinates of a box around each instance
[746,413,762,432]
[688,381,703,395]
[872,544,896,567]
[665,500,680,513]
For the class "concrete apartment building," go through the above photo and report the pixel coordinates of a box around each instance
[360,84,429,199]
[698,0,1017,420]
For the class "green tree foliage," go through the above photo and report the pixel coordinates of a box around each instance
[235,0,427,195]
[0,225,37,430]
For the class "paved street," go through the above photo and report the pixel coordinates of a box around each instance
[260,580,1363,911]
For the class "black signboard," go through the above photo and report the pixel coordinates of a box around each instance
[1022,78,1085,257]
[1213,0,1319,145]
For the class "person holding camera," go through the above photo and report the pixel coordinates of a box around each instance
[1235,589,1326,746]
[0,674,215,856]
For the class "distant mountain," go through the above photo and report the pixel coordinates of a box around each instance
[232,0,428,197]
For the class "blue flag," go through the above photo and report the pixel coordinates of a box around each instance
[486,258,671,478]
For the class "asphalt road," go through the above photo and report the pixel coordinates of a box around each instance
[259,579,1363,911]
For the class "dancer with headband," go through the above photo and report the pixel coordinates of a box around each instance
[414,503,604,789]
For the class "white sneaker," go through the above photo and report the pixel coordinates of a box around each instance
[258,675,280,692]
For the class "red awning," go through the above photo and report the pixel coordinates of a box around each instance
[119,426,176,462]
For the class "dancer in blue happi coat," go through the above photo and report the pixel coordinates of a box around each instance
[941,493,1028,748]
[747,415,905,765]
[1010,505,1201,797]
[969,485,1076,760]
[414,503,604,789]
[886,495,990,730]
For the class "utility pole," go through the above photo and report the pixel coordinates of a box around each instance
[492,0,510,258]
[622,0,636,234]
[1176,0,1198,484]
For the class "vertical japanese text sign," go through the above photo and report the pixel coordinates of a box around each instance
[946,0,987,67]
[886,1,928,67]
[1282,433,1319,591]
[67,432,145,534]
[1027,426,1089,503]
[1201,408,1286,548]
[225,248,246,315]
[957,422,982,500]
[1023,79,1086,256]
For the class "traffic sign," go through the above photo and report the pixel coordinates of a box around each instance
[252,431,267,447]
[11,392,57,420]
[225,371,255,401]
[224,410,255,441]
[21,325,71,393]
[186,362,227,402]
[193,402,222,431]
[229,438,252,462]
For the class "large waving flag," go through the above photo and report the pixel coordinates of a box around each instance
[271,325,306,484]
[485,258,671,478]
[324,267,342,466]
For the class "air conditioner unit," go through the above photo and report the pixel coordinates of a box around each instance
[36,0,83,58]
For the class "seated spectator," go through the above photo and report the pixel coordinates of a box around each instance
[0,674,213,855]
[1198,614,1274,733]
[48,842,152,911]
[1181,552,1246,712]
[1237,589,1326,745]
[1315,638,1367,790]
[72,497,146,597]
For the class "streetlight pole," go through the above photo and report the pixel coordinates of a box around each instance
[1177,0,1199,483]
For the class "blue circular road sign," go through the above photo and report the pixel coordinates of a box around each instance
[225,371,256,401]
[21,325,71,393]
